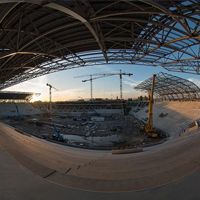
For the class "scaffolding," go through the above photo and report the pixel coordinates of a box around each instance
[135,73,200,101]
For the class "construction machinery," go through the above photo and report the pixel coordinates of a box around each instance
[145,74,158,137]
[75,70,133,100]
[52,125,64,142]
[46,83,58,114]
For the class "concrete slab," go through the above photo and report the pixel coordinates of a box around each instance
[1,145,200,200]
[1,122,200,193]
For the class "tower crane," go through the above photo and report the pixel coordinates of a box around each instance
[75,74,110,100]
[75,70,133,100]
[99,69,133,99]
[46,83,58,114]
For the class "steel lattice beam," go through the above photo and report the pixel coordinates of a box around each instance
[0,0,198,89]
[135,72,200,100]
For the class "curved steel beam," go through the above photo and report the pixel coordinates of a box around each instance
[0,51,57,60]
[137,0,197,34]
[0,2,20,24]
[0,22,80,70]
[0,0,43,4]
[0,0,199,88]
[45,2,108,62]
[106,37,197,58]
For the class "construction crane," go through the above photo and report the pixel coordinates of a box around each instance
[82,75,93,100]
[145,74,158,137]
[75,70,133,100]
[46,83,58,114]
[75,74,109,100]
[107,69,133,99]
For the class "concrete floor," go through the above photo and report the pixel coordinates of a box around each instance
[1,121,200,199]
[1,145,200,200]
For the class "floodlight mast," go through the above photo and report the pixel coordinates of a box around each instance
[46,83,58,115]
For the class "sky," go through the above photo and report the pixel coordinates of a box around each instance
[4,64,200,102]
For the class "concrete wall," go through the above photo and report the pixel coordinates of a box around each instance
[53,109,123,117]
[132,101,200,137]
[95,109,122,116]
[0,103,42,118]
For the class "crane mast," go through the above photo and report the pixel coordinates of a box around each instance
[119,69,123,99]
[102,69,133,99]
[145,74,158,137]
[75,70,133,100]
[89,75,93,100]
[46,83,58,115]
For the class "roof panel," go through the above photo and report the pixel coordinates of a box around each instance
[0,91,34,100]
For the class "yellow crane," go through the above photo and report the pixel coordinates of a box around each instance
[145,74,158,137]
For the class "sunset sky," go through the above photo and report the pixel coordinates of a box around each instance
[4,64,200,102]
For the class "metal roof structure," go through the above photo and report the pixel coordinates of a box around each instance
[0,91,34,101]
[135,72,200,100]
[0,0,199,89]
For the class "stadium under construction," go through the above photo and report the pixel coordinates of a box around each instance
[0,1,200,200]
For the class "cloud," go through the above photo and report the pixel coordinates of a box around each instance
[123,79,142,88]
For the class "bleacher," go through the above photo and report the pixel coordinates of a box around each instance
[133,101,200,138]
[0,91,42,118]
